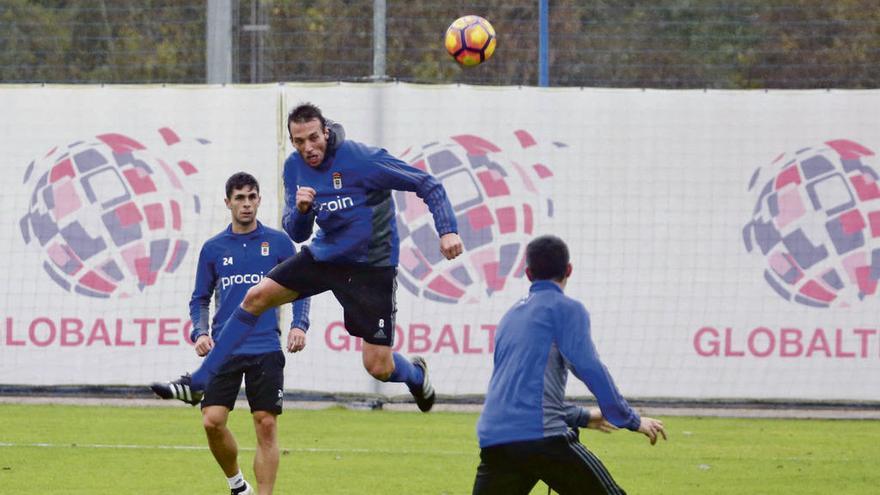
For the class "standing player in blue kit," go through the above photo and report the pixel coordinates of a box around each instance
[152,103,463,413]
[474,235,666,494]
[153,172,310,495]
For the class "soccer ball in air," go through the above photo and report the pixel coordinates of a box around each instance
[445,15,497,67]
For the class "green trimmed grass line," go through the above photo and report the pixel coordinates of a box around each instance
[0,404,878,494]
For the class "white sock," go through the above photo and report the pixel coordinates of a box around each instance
[227,471,245,490]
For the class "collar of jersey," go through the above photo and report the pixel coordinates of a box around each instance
[225,221,264,239]
[529,280,563,293]
[315,151,336,171]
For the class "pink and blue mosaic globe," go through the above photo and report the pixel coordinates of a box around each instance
[19,129,205,298]
[743,139,880,308]
[395,131,561,303]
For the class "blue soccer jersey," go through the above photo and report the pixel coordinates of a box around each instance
[477,280,641,448]
[189,222,310,355]
[281,134,458,267]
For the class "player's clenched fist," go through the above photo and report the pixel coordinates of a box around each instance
[194,334,214,357]
[296,186,316,213]
[440,232,464,260]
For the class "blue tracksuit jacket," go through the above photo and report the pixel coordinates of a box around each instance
[281,128,457,266]
[477,280,641,448]
[189,222,310,355]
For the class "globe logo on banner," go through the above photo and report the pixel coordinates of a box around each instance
[743,139,880,308]
[395,131,560,303]
[19,129,207,298]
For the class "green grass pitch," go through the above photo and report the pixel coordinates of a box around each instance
[0,403,878,494]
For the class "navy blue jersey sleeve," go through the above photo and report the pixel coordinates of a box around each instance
[557,302,641,431]
[281,160,317,242]
[292,294,311,331]
[277,238,311,331]
[360,146,458,236]
[189,244,216,343]
[282,203,316,243]
[563,404,590,428]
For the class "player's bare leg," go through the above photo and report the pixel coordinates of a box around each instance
[363,343,435,412]
[362,342,395,380]
[203,406,254,495]
[252,411,279,495]
[240,278,299,316]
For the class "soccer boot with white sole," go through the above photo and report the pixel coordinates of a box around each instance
[410,356,435,412]
[149,373,203,406]
[231,481,254,495]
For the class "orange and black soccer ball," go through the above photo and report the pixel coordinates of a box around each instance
[445,15,497,67]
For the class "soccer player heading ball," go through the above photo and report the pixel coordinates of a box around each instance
[152,102,464,413]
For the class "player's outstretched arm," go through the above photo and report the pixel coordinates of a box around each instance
[637,416,667,445]
[440,232,463,260]
[356,146,460,251]
[560,306,641,431]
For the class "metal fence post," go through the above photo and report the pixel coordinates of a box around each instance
[206,0,233,84]
[373,0,387,81]
[539,0,549,86]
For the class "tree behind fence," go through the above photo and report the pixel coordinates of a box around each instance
[1,1,878,87]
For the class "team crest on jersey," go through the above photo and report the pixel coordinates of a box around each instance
[332,172,342,190]
[261,241,269,256]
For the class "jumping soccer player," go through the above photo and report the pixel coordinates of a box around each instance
[473,235,666,494]
[152,103,463,413]
[152,172,310,495]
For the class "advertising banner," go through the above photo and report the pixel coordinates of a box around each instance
[3,83,879,400]
[0,85,282,386]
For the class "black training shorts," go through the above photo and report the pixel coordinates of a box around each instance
[266,247,398,346]
[472,430,627,495]
[201,350,285,414]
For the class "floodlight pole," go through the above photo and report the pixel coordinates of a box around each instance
[539,0,549,86]
[372,0,387,80]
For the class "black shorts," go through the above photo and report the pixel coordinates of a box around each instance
[472,430,626,495]
[201,350,285,414]
[266,247,397,346]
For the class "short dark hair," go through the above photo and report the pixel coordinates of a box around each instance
[526,235,570,281]
[288,102,326,131]
[225,172,259,199]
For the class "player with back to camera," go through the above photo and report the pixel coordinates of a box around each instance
[152,172,310,495]
[473,235,666,495]
[152,102,463,413]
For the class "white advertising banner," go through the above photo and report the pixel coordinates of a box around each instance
[2,83,879,401]
[0,85,283,386]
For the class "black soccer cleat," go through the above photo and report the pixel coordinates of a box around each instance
[150,373,203,406]
[410,356,435,413]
